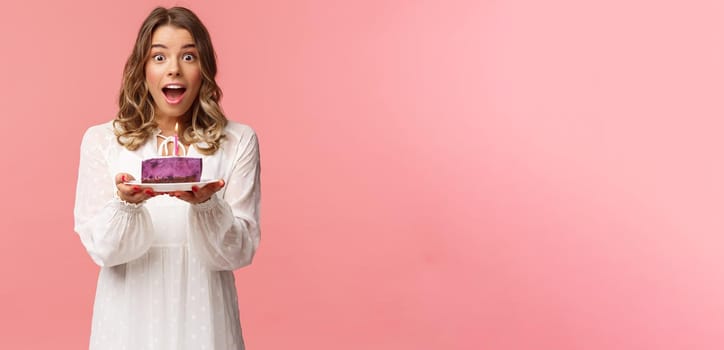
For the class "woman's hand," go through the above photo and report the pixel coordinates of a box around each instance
[169,180,225,204]
[115,173,156,204]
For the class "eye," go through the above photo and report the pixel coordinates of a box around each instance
[182,53,196,62]
[152,54,165,62]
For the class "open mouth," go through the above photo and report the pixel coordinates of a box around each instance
[162,85,186,104]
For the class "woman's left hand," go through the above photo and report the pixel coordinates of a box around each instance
[169,179,225,204]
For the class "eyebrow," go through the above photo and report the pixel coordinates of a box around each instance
[150,43,196,49]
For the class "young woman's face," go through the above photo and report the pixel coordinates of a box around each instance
[145,25,202,121]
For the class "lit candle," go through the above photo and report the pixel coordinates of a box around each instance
[174,122,179,156]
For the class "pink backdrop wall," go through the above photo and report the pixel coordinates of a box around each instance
[1,0,724,349]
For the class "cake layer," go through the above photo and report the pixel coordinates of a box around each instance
[142,157,202,183]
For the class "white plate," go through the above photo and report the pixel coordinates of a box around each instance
[125,179,218,192]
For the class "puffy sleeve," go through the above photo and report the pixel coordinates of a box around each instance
[73,124,154,267]
[188,128,261,271]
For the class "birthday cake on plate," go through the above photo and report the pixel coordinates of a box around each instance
[141,157,202,183]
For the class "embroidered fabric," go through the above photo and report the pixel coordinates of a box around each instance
[112,190,146,208]
[74,121,261,350]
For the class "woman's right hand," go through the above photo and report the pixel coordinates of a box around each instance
[115,173,155,204]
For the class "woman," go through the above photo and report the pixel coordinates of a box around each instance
[74,7,260,349]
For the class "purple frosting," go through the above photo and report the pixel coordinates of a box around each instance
[141,157,202,183]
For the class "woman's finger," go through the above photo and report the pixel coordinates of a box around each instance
[114,172,156,203]
[194,180,224,199]
[194,180,224,196]
[169,179,224,204]
[115,173,136,185]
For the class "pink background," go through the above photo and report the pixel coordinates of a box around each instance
[1,0,724,349]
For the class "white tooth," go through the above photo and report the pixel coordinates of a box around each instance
[166,85,183,89]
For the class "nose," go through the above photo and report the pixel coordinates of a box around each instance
[167,59,181,77]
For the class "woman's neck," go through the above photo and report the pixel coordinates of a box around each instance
[155,116,186,136]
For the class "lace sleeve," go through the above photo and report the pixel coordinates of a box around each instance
[188,128,261,271]
[73,124,154,267]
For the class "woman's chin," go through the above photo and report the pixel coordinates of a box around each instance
[155,106,192,120]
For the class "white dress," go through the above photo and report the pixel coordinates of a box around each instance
[74,121,261,350]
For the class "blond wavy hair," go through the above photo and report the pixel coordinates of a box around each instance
[113,6,227,155]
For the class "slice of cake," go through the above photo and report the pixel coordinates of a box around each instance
[141,157,202,183]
